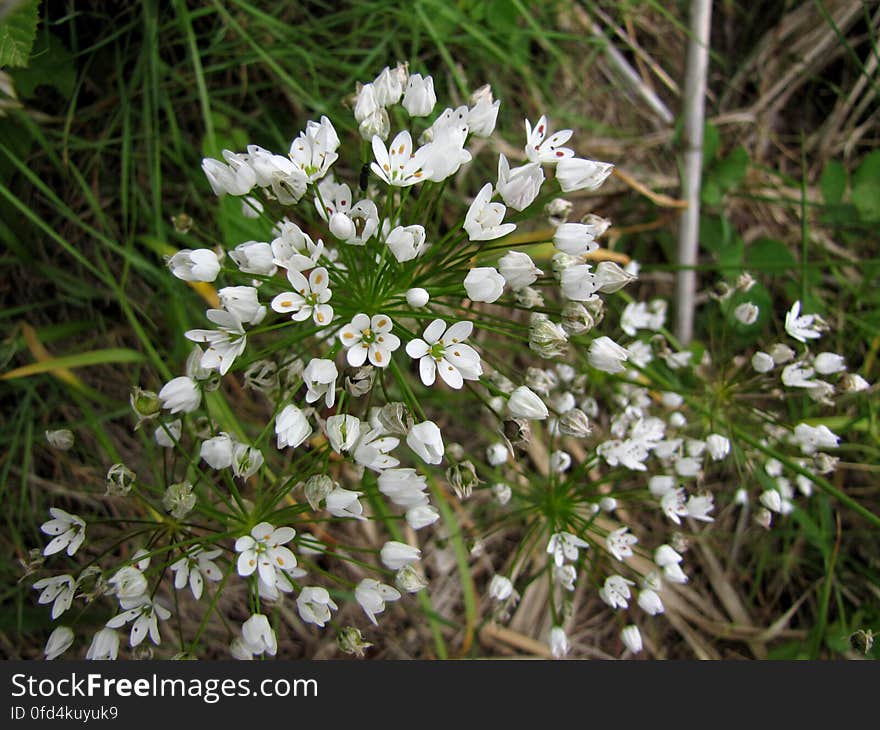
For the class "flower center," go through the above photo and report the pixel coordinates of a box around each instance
[360,328,375,344]
[429,342,446,361]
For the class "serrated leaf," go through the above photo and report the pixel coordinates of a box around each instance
[820,160,847,205]
[0,0,40,69]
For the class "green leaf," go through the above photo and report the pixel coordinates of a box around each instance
[746,237,797,273]
[0,0,40,68]
[2,348,147,380]
[10,32,75,99]
[820,160,847,206]
[852,149,880,222]
[712,146,749,192]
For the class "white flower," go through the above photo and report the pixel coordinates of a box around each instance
[489,575,514,601]
[402,73,436,116]
[661,488,688,525]
[781,361,817,388]
[814,352,846,375]
[405,319,482,389]
[524,114,574,164]
[606,526,638,561]
[406,420,445,465]
[621,625,643,654]
[45,429,74,450]
[108,566,148,601]
[297,586,338,627]
[40,508,86,557]
[303,358,338,408]
[496,154,544,211]
[560,264,599,301]
[588,336,629,374]
[355,578,401,625]
[734,302,759,325]
[353,82,379,122]
[33,575,75,619]
[271,266,333,327]
[706,434,731,460]
[638,589,665,616]
[785,300,825,343]
[378,468,429,508]
[554,223,600,256]
[546,531,589,567]
[272,219,325,267]
[325,487,366,520]
[498,250,542,290]
[241,613,277,656]
[406,287,430,307]
[230,240,276,276]
[353,428,400,472]
[235,522,297,585]
[106,595,170,648]
[86,628,120,661]
[621,300,666,335]
[325,414,361,453]
[380,541,421,570]
[169,547,222,600]
[385,224,427,262]
[338,313,401,367]
[686,493,715,522]
[158,376,200,414]
[371,130,431,186]
[288,116,340,183]
[760,489,783,513]
[793,423,840,454]
[44,626,74,660]
[373,64,407,107]
[406,504,440,530]
[468,87,500,136]
[486,442,509,466]
[153,419,181,448]
[554,564,577,591]
[556,156,614,192]
[464,267,505,303]
[275,405,312,450]
[463,183,516,241]
[218,285,266,326]
[419,108,472,182]
[201,151,256,196]
[599,574,634,609]
[200,432,234,469]
[167,249,220,282]
[508,385,549,420]
[185,309,247,376]
[549,626,569,658]
[550,450,572,473]
[595,261,637,293]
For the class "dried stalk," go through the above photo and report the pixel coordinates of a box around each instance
[675,0,713,344]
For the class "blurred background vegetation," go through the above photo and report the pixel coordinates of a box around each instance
[1,0,878,659]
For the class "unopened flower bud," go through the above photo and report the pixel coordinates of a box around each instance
[377,402,412,435]
[561,301,595,335]
[405,287,430,307]
[594,261,637,293]
[508,385,549,420]
[130,386,161,421]
[358,108,390,142]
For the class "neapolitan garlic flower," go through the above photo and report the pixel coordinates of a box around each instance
[463,183,516,241]
[405,319,482,389]
[271,266,333,327]
[41,508,86,557]
[338,313,401,367]
[235,522,298,585]
[524,115,573,164]
[355,578,401,625]
[371,130,430,186]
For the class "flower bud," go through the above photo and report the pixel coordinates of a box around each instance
[556,157,614,192]
[588,336,629,374]
[405,287,430,307]
[406,420,444,465]
[464,266,505,303]
[167,248,220,282]
[621,625,643,654]
[358,109,390,142]
[594,261,637,293]
[492,482,512,505]
[402,73,436,117]
[508,385,549,420]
